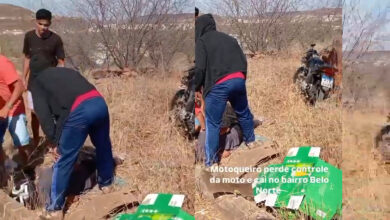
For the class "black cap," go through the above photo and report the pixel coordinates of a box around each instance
[36,8,52,21]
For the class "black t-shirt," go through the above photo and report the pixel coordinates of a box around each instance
[23,30,65,66]
[29,67,95,144]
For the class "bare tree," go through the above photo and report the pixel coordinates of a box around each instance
[53,17,100,73]
[199,0,343,54]
[342,0,388,64]
[73,0,190,71]
[213,0,302,53]
[342,0,390,108]
[147,14,193,72]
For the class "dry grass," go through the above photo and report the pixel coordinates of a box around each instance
[342,110,390,219]
[195,50,342,219]
[88,74,195,213]
[0,71,195,216]
[247,52,342,166]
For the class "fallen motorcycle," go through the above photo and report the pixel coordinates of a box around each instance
[376,114,390,163]
[169,67,196,140]
[294,44,338,105]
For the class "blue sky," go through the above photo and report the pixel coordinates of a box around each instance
[0,0,73,15]
[343,0,390,50]
[0,0,193,15]
[1,0,389,50]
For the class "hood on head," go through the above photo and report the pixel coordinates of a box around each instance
[195,14,216,42]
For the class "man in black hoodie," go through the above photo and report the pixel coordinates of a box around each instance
[194,14,255,167]
[28,54,114,215]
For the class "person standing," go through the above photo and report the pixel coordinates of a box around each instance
[0,55,31,158]
[22,8,65,147]
[194,14,257,167]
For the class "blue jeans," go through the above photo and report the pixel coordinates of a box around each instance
[0,114,30,147]
[0,119,7,144]
[204,78,255,166]
[47,97,114,211]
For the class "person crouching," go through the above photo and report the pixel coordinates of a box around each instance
[28,54,115,216]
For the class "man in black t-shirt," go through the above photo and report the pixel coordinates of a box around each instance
[22,8,65,147]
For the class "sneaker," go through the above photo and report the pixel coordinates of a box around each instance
[101,185,115,194]
[203,163,219,173]
[245,139,265,149]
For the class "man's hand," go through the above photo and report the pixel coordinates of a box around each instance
[0,106,9,119]
[47,142,60,160]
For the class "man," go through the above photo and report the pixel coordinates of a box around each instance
[28,54,114,216]
[0,55,31,158]
[22,8,65,147]
[194,14,256,167]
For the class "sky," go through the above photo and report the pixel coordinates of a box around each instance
[343,0,390,51]
[1,0,389,50]
[0,0,194,15]
[195,0,390,51]
[0,0,74,15]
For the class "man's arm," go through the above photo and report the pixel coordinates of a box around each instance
[22,34,30,88]
[194,40,207,92]
[0,79,23,119]
[31,83,56,142]
[56,37,65,67]
[23,56,30,83]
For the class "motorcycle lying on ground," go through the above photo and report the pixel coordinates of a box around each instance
[294,44,338,105]
[376,114,390,163]
[169,67,196,140]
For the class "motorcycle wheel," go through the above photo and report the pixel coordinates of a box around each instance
[169,89,186,111]
[169,90,196,140]
[317,89,325,101]
[293,67,306,83]
[307,85,318,105]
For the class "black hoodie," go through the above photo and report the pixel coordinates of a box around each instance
[29,54,95,144]
[194,14,247,97]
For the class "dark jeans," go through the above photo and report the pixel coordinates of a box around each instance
[47,97,114,211]
[204,78,255,166]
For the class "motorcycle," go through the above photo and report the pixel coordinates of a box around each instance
[169,67,196,140]
[375,114,390,163]
[294,44,338,105]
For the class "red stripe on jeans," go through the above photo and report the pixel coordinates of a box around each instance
[71,89,102,112]
[216,72,245,85]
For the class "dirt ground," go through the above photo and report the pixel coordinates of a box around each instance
[195,50,342,219]
[0,72,195,218]
[342,110,390,219]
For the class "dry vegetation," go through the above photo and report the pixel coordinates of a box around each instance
[0,2,197,217]
[342,111,390,219]
[194,3,342,219]
[246,52,342,165]
[195,48,342,219]
[342,54,390,219]
[69,73,196,213]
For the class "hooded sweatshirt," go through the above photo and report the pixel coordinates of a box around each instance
[194,14,247,97]
[28,54,95,144]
